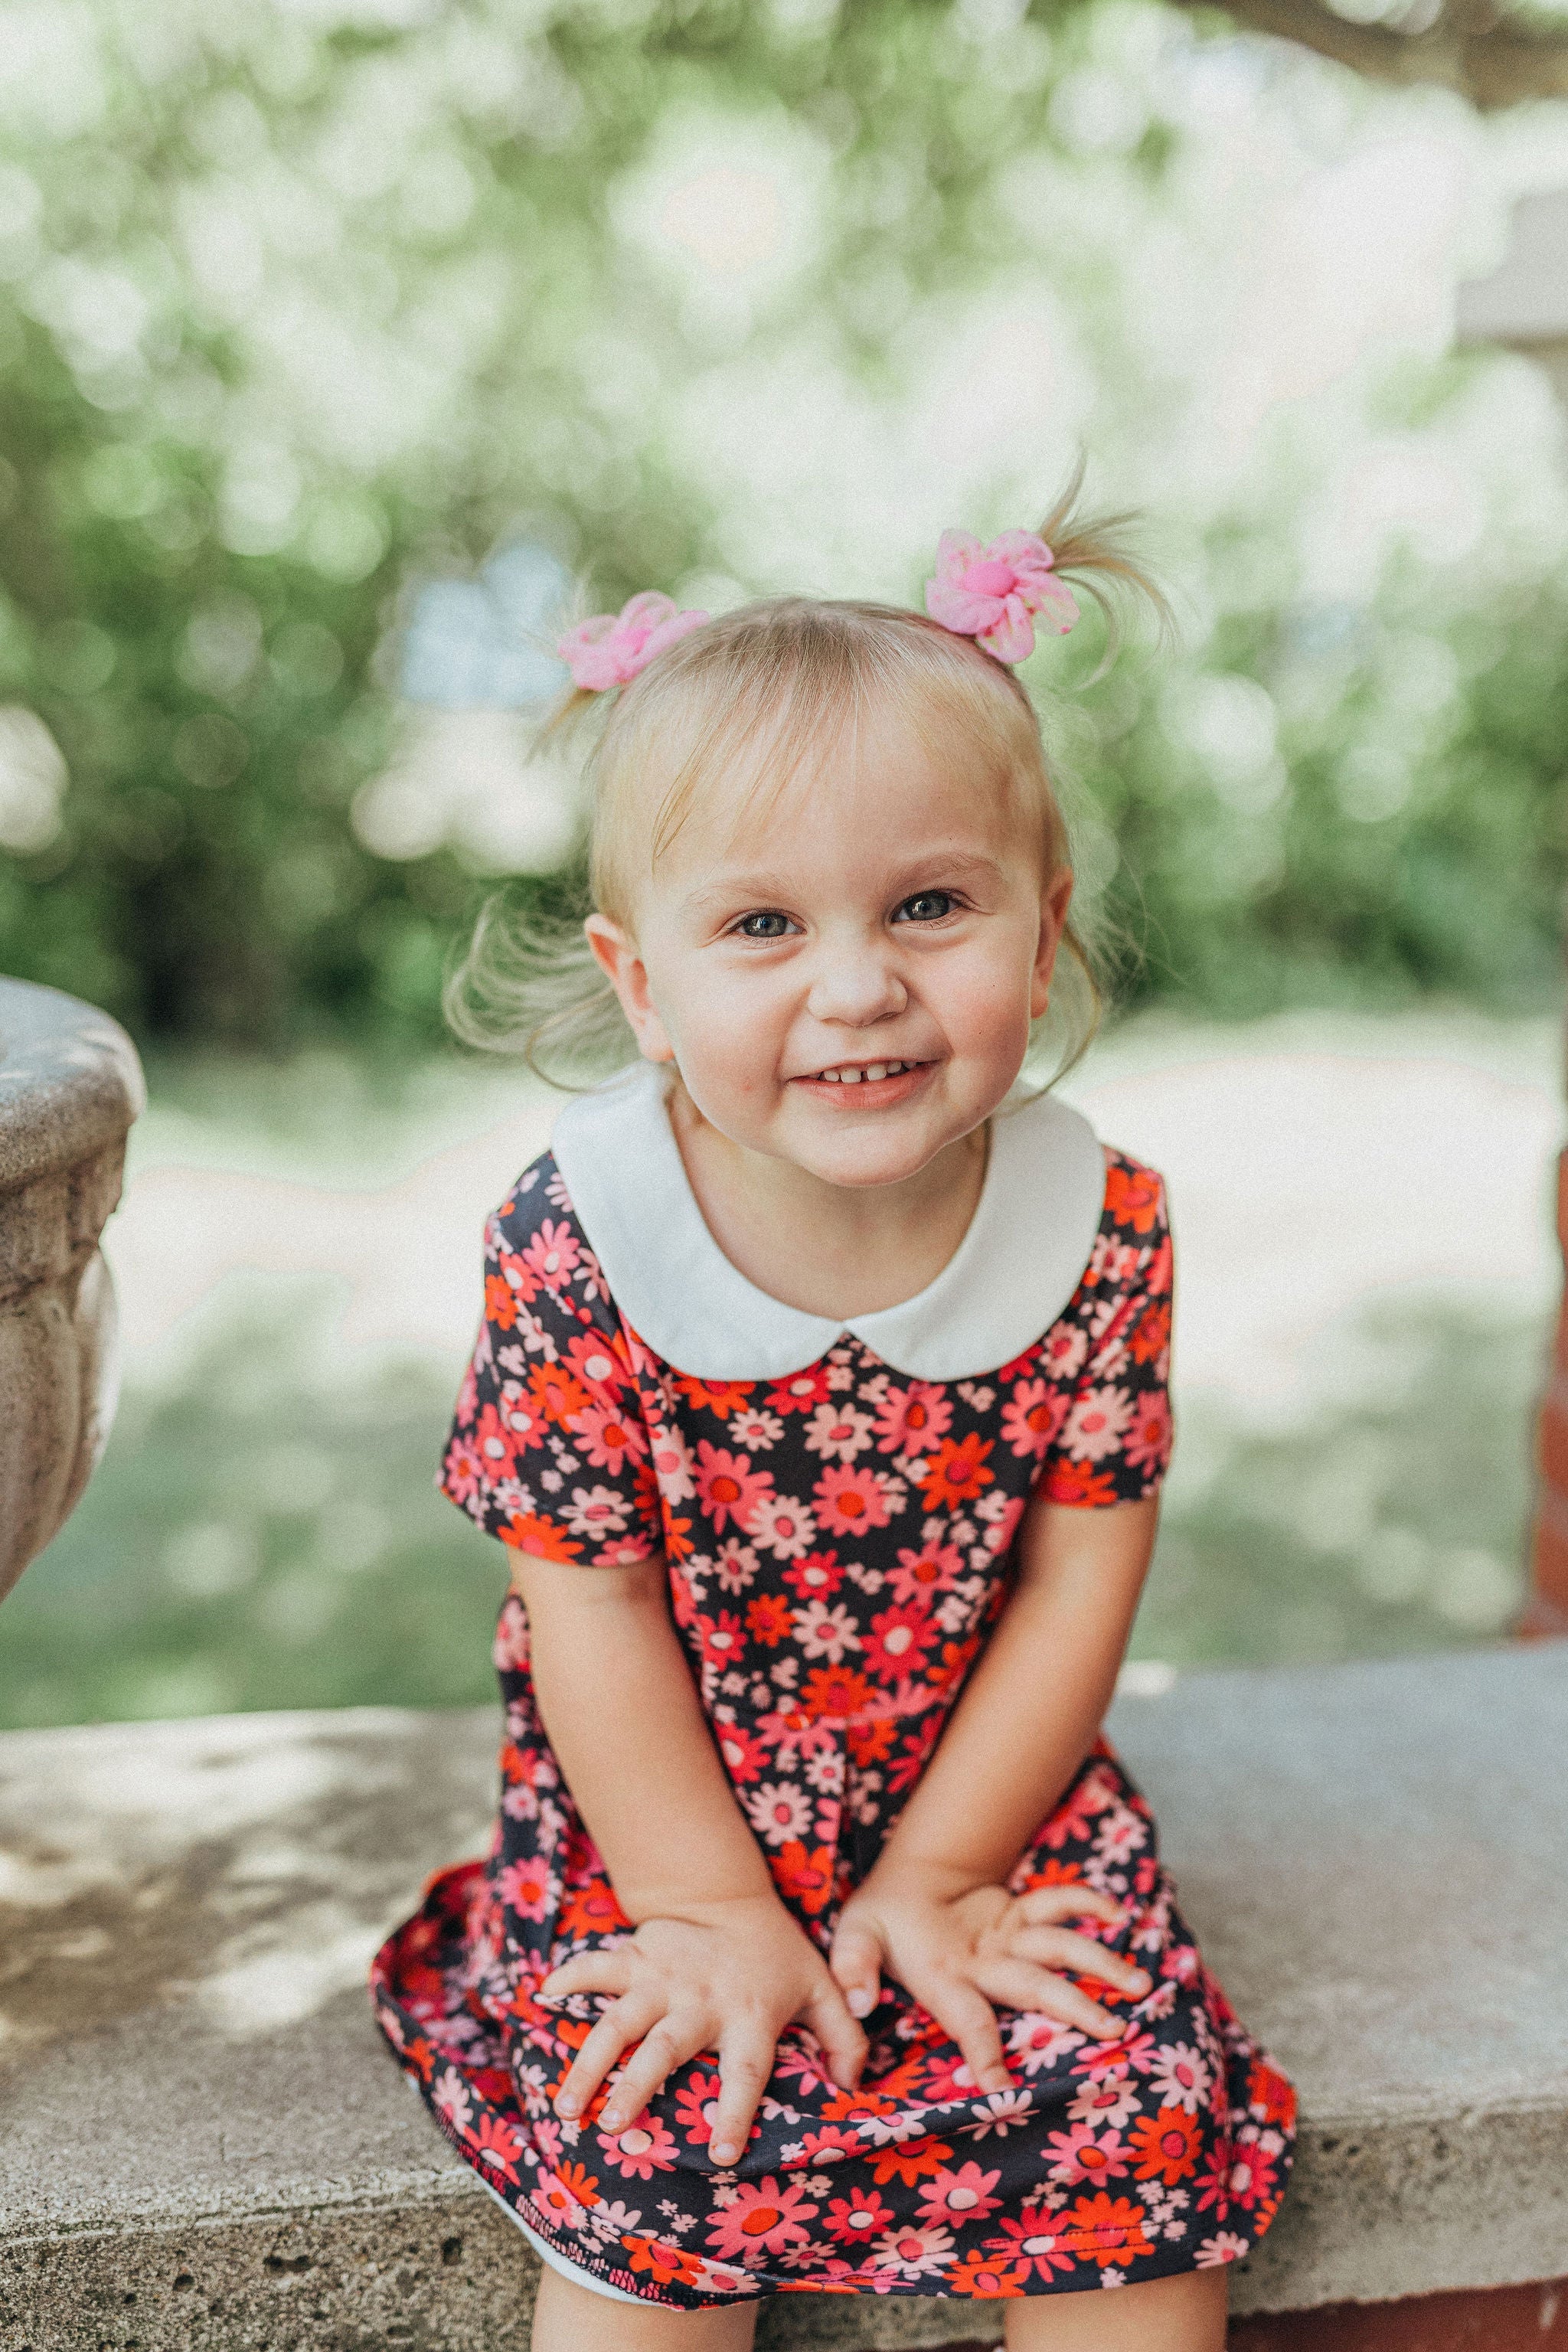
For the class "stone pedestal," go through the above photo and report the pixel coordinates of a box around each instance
[0,977,143,1604]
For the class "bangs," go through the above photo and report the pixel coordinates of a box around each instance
[587,600,1060,916]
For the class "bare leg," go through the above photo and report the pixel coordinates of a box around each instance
[530,2263,760,2352]
[1003,2265,1228,2350]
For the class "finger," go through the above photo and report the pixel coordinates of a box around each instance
[1013,1884,1125,1929]
[554,1988,662,2118]
[920,1975,1010,2096]
[1005,1926,1152,1998]
[977,1957,1121,2040]
[541,1946,635,2001]
[828,1918,884,2023]
[802,1978,868,2092]
[599,2016,707,2135]
[708,2023,778,2169]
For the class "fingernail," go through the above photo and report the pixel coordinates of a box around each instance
[711,2143,737,2165]
[1130,1969,1151,1990]
[847,1986,875,2017]
[557,2097,578,2117]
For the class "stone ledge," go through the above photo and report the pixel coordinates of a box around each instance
[0,977,143,1200]
[1,1645,1564,2349]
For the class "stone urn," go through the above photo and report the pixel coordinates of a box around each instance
[0,978,143,1606]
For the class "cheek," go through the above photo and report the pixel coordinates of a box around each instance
[931,936,1038,1051]
[658,963,789,1086]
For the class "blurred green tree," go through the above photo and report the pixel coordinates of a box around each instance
[0,0,1564,1047]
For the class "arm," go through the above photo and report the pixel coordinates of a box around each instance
[510,1552,866,2162]
[828,1491,1161,2087]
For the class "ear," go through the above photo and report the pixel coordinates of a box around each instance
[1029,868,1076,1021]
[584,913,676,1065]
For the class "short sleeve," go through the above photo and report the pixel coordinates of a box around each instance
[436,1153,665,1569]
[1037,1152,1174,1509]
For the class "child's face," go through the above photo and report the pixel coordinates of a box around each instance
[588,700,1073,1192]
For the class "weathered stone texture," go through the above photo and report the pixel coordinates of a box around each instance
[0,977,142,1602]
[1,1648,1564,2348]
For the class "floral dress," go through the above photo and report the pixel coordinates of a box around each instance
[371,1073,1295,2310]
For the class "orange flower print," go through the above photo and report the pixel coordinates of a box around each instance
[623,2236,703,2288]
[1130,2104,1201,2184]
[946,2252,1026,2297]
[1042,1460,1118,1508]
[799,1664,872,1720]
[746,1592,792,1647]
[557,1877,629,1940]
[868,2136,953,2187]
[498,1513,583,1563]
[773,1840,835,1913]
[528,1361,590,1427]
[1129,1298,1171,1365]
[1064,2190,1155,2266]
[484,1272,520,1331]
[1105,1161,1163,1235]
[675,1375,756,1419]
[918,1431,995,1508]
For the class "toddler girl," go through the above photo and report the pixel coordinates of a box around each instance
[371,485,1295,2349]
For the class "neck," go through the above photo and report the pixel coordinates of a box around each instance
[666,1078,989,1321]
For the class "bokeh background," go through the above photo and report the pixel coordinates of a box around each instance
[3,0,1567,1728]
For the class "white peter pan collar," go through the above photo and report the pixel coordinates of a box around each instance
[549,1062,1108,1385]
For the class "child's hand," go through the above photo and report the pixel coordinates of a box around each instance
[828,1870,1151,2095]
[540,1893,867,2167]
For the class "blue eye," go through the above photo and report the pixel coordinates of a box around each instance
[736,910,792,939]
[897,891,956,923]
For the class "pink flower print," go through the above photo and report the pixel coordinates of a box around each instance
[1082,2027,1160,2082]
[499,1854,559,1924]
[766,1364,834,1415]
[746,1491,818,1560]
[648,1420,695,1503]
[1039,1321,1090,1382]
[694,1442,773,1534]
[473,1402,518,1477]
[1124,1390,1173,1475]
[986,2204,1080,2282]
[729,1406,785,1452]
[431,2065,474,2137]
[1195,2230,1250,2267]
[1145,2043,1211,2113]
[715,1719,768,1783]
[596,2114,680,2179]
[442,1434,484,1504]
[706,2176,820,2265]
[803,1400,874,1462]
[560,1484,632,1540]
[925,528,1079,663]
[813,1462,897,1537]
[1067,2076,1142,2131]
[920,2047,981,2102]
[871,1378,952,1459]
[565,1334,624,1391]
[469,2111,525,2181]
[862,1602,938,1678]
[866,2222,956,2281]
[793,1599,863,1663]
[884,1540,964,1607]
[712,1537,760,1593]
[1061,1385,1134,1464]
[1045,2123,1130,2188]
[782,1548,842,1600]
[1000,1378,1069,1462]
[824,2186,894,2244]
[916,2161,1003,2227]
[745,1779,815,1847]
[674,2069,722,2146]
[1227,2135,1280,2212]
[558,591,710,691]
[696,1610,746,1673]
[568,1399,648,1472]
[521,1218,581,1289]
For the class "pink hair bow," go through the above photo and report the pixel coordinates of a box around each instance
[557,591,709,691]
[924,529,1078,665]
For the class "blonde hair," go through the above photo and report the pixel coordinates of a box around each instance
[446,473,1168,1089]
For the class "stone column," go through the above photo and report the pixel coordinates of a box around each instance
[0,977,143,1606]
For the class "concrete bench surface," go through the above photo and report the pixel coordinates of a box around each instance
[1,1645,1563,2350]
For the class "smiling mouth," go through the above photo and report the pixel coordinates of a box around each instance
[803,1059,925,1085]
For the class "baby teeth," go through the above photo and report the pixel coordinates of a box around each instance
[816,1060,909,1083]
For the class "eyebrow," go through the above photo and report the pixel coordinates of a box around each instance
[683,849,1009,911]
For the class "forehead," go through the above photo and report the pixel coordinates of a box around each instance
[648,690,1037,897]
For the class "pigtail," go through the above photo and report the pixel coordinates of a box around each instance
[1038,455,1174,675]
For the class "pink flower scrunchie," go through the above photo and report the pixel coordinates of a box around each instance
[557,591,710,691]
[924,528,1079,664]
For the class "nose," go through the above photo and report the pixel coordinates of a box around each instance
[805,937,907,1030]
